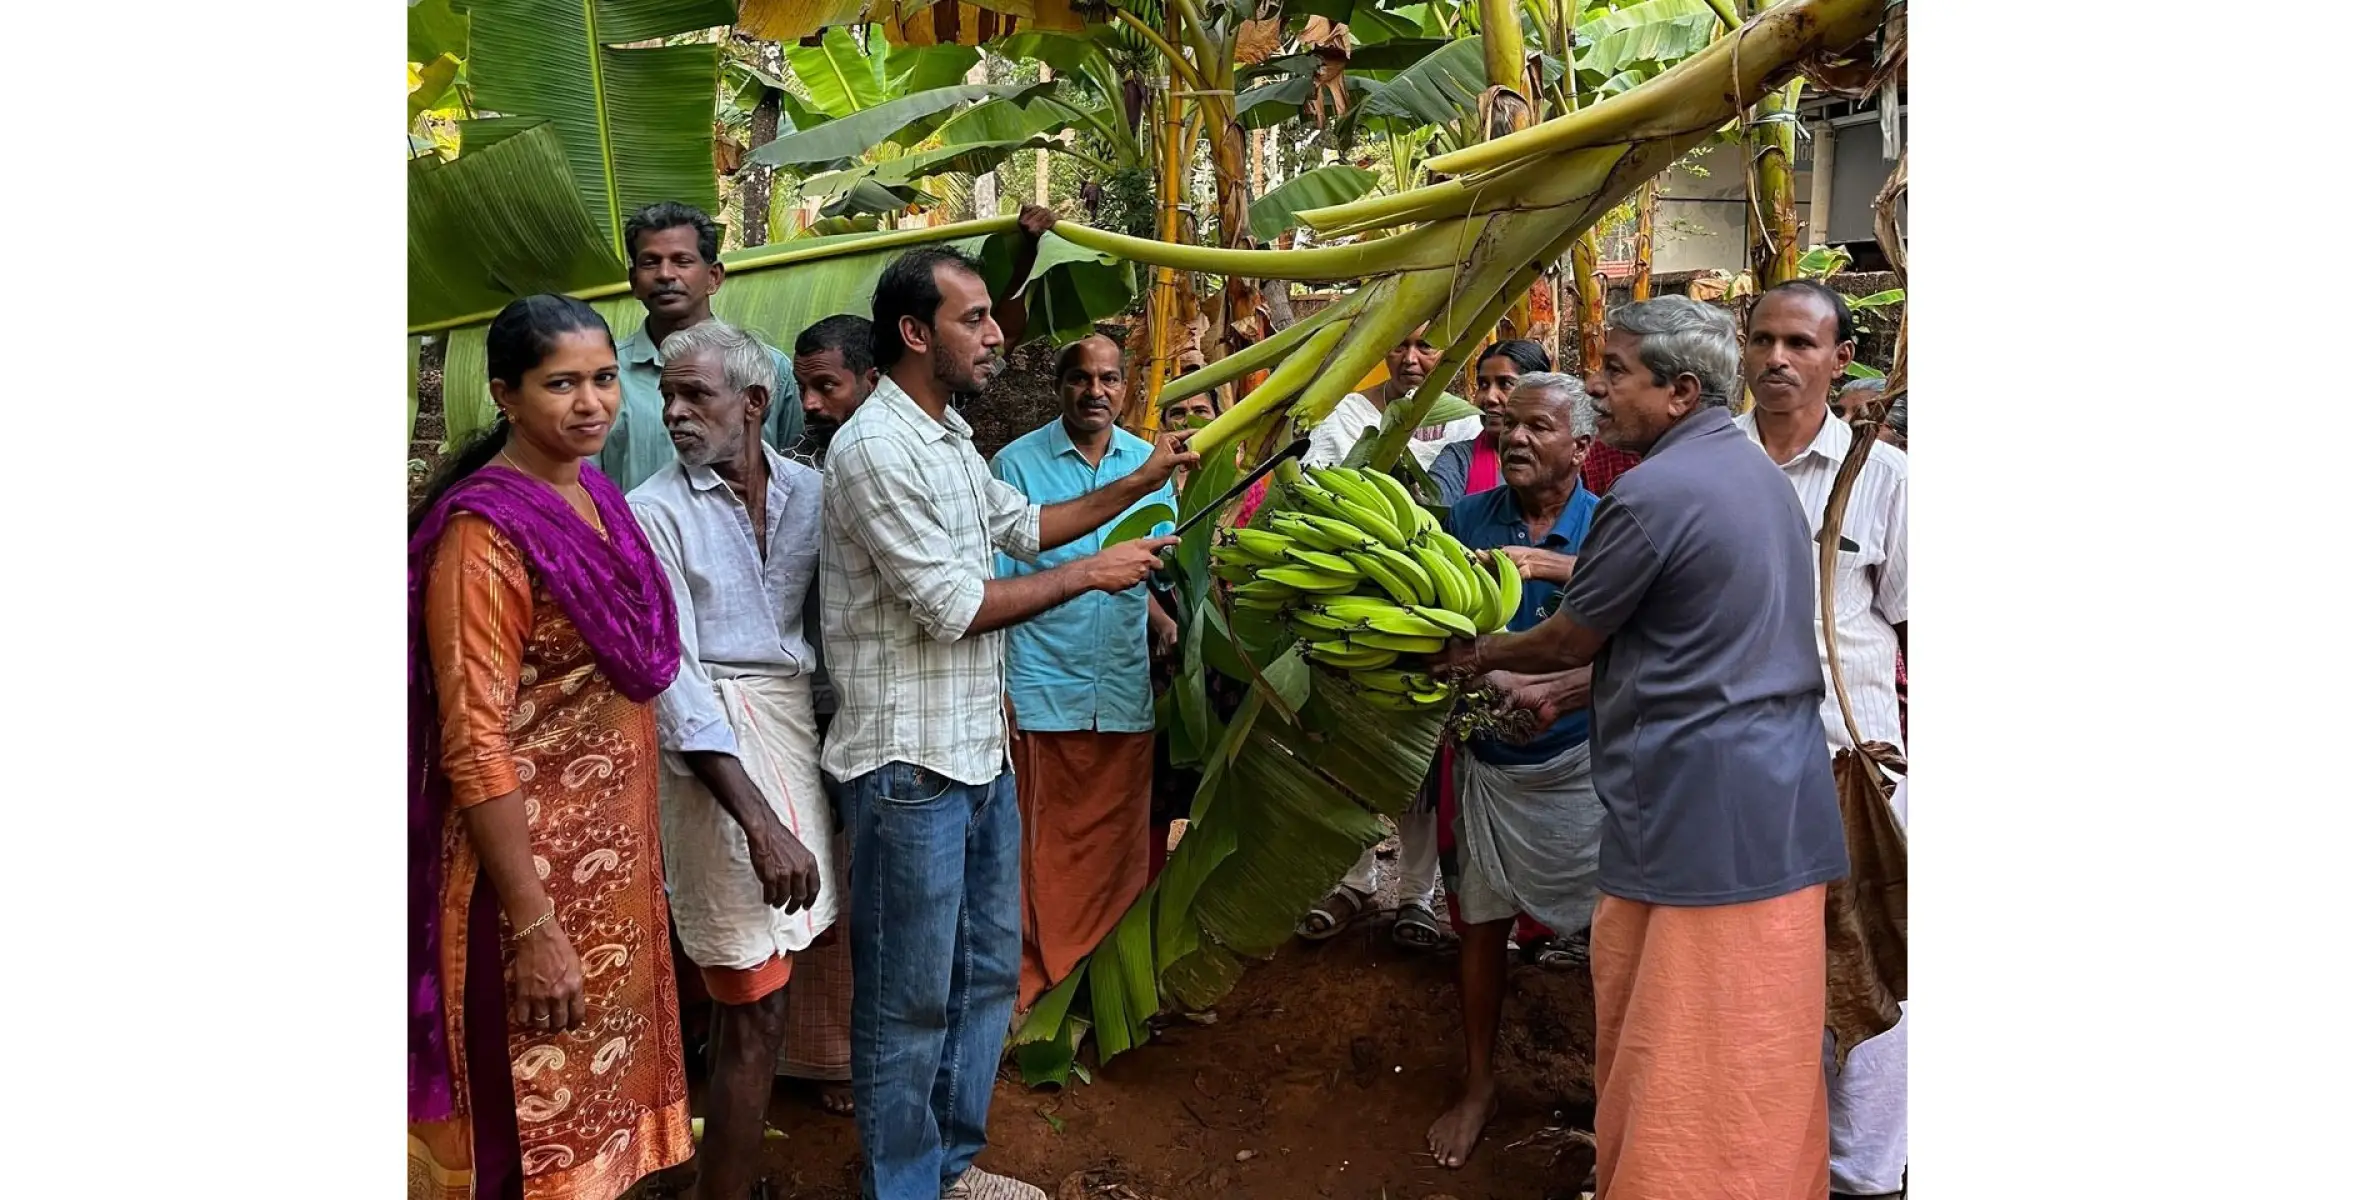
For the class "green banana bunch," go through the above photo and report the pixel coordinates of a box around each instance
[1214,462,1539,703]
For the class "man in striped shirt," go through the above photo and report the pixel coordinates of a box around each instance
[820,246,1193,1200]
[1740,278,1910,1200]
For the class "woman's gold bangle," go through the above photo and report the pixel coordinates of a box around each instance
[512,900,557,943]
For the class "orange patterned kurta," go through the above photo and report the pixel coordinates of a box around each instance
[409,514,693,1200]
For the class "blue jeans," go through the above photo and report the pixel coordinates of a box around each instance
[842,762,1022,1200]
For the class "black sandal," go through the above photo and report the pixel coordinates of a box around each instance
[1390,902,1447,951]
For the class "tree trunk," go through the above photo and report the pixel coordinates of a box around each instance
[1479,0,1534,340]
[1035,62,1052,208]
[969,62,997,220]
[1575,236,1605,372]
[1632,183,1657,303]
[741,40,784,249]
[1139,86,1187,431]
[1744,0,1800,289]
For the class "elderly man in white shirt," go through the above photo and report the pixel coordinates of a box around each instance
[628,320,830,1200]
[1740,278,1910,1200]
[1304,323,1483,471]
[820,246,1192,1200]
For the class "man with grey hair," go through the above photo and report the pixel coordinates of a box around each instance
[1423,370,1606,1172]
[629,320,836,1200]
[1432,296,1847,1199]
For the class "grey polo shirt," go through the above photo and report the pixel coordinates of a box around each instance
[1559,406,1847,907]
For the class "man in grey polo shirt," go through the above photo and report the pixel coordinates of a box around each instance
[1435,295,1846,1200]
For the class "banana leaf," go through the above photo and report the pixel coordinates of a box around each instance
[1235,73,1313,130]
[1172,604,1213,764]
[890,43,986,92]
[977,231,1139,345]
[408,122,624,329]
[1573,0,1720,81]
[462,0,735,258]
[454,115,549,154]
[742,0,1086,45]
[786,26,887,118]
[936,95,1074,145]
[747,81,1047,169]
[1349,3,1424,42]
[1345,37,1451,70]
[1247,165,1378,243]
[1161,940,1246,1012]
[409,55,462,124]
[734,0,869,39]
[1341,36,1488,126]
[1083,890,1160,1062]
[408,0,470,63]
[1085,927,1138,1062]
[820,180,931,218]
[1010,966,1088,1086]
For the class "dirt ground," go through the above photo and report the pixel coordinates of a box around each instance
[635,842,1598,1200]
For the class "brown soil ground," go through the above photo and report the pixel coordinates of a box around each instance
[635,845,1598,1200]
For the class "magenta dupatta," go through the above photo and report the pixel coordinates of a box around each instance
[405,463,679,1123]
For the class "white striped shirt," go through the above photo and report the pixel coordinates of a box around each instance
[819,377,1041,786]
[1306,392,1482,471]
[1736,409,1908,752]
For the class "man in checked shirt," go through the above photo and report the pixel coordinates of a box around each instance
[818,246,1195,1200]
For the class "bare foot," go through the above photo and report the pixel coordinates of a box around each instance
[817,1082,854,1117]
[1426,1083,1500,1169]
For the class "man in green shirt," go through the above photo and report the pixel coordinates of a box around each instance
[599,202,803,491]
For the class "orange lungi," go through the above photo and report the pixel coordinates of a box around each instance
[1013,730,1155,1009]
[1591,883,1830,1200]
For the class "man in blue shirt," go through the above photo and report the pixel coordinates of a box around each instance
[1436,297,1846,1199]
[1425,372,1607,1173]
[989,333,1177,1009]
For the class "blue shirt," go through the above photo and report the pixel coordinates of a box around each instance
[1558,406,1846,906]
[990,420,1175,733]
[1447,481,1600,766]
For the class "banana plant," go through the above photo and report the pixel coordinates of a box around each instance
[746,25,1159,222]
[407,1,1141,445]
[1005,0,1889,1081]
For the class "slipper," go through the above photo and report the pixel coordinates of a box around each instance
[1296,886,1367,942]
[1531,944,1589,971]
[1391,902,1448,951]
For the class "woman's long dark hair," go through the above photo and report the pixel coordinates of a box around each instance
[409,294,616,532]
[1476,338,1551,375]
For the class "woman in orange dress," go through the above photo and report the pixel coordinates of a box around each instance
[407,294,693,1200]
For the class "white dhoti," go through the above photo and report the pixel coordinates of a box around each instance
[1451,740,1603,937]
[1826,772,1909,1195]
[657,673,841,973]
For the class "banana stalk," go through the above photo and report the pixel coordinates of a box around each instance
[1424,0,1883,176]
[1158,282,1375,407]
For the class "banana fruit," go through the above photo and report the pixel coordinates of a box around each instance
[1214,460,1529,708]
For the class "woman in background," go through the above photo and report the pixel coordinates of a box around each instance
[1427,339,1551,501]
[407,294,693,1200]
